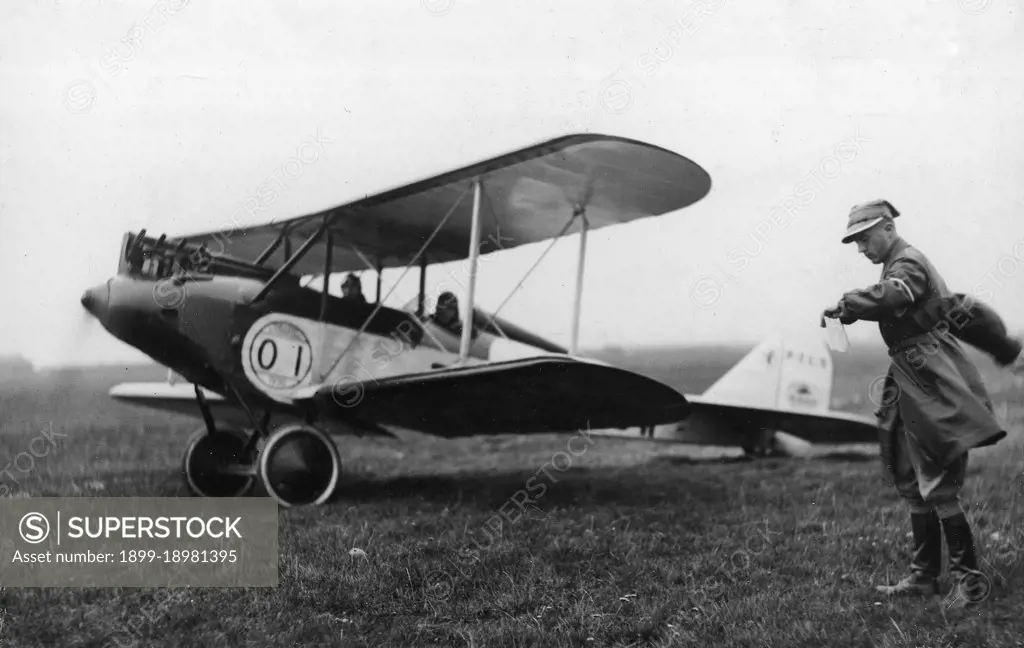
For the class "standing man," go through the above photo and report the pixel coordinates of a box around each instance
[821,199,1012,603]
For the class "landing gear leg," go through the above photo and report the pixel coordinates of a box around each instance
[182,385,256,497]
[181,383,342,507]
[239,410,272,460]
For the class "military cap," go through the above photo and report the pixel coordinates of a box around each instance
[841,199,900,243]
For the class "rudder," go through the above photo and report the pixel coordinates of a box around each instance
[702,336,833,413]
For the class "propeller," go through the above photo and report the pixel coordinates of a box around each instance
[32,295,105,435]
[59,289,103,367]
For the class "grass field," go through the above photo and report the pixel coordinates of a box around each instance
[1,344,1023,647]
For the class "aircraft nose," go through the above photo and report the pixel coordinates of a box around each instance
[80,281,110,321]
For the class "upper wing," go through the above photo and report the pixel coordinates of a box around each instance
[684,394,879,444]
[298,356,692,438]
[164,133,712,276]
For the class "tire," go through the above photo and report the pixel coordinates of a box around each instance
[182,426,256,498]
[258,424,341,508]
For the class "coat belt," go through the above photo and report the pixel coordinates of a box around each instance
[886,333,936,358]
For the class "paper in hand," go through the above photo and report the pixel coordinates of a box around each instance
[823,317,850,352]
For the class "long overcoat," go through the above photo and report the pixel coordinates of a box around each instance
[834,238,1008,477]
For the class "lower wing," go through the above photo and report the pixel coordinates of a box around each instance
[108,381,398,438]
[297,356,692,438]
[108,382,252,427]
[110,381,226,404]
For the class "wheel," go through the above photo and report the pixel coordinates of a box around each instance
[741,444,768,459]
[741,427,786,459]
[766,435,793,457]
[258,424,341,508]
[742,432,793,459]
[182,426,256,498]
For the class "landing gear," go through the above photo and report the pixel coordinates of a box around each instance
[181,384,341,507]
[741,429,791,459]
[182,426,256,497]
[258,424,342,508]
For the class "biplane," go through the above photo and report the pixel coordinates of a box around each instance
[80,133,877,508]
[81,134,714,507]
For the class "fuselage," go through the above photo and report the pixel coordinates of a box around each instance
[80,266,567,417]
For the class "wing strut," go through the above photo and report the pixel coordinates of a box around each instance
[313,185,470,382]
[254,236,282,266]
[570,207,589,356]
[417,254,427,316]
[319,219,333,321]
[488,214,575,322]
[459,178,483,363]
[251,217,333,303]
[315,220,334,380]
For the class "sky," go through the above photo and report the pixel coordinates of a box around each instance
[1,0,1023,368]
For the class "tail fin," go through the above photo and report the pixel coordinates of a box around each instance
[702,336,833,413]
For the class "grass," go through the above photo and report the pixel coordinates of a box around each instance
[1,348,1023,646]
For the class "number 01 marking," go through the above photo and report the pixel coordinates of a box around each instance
[257,339,306,373]
[247,322,313,389]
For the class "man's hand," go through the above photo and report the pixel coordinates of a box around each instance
[820,304,842,327]
[822,301,858,326]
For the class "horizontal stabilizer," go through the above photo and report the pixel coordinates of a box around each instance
[685,394,878,444]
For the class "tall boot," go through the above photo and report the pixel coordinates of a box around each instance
[941,513,988,607]
[875,510,942,595]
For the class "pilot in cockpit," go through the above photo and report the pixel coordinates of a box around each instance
[432,291,461,331]
[431,291,481,342]
[341,273,367,304]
